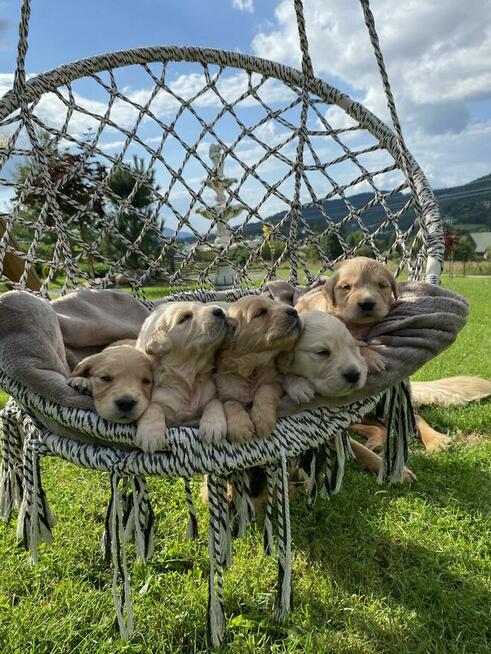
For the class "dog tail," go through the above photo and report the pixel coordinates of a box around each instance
[410,376,491,407]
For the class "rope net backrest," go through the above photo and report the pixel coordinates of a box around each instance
[0,0,443,298]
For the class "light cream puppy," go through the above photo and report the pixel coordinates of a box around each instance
[279,311,416,483]
[135,301,228,453]
[278,310,367,404]
[69,345,153,423]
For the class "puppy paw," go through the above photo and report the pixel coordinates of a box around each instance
[67,376,92,396]
[403,467,417,484]
[362,347,386,373]
[199,416,227,444]
[251,409,277,438]
[284,376,316,404]
[227,413,255,443]
[135,423,169,453]
[424,432,451,452]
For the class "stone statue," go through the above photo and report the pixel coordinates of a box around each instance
[196,143,247,246]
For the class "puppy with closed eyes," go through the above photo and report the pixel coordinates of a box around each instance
[69,344,154,424]
[279,311,416,483]
[278,310,368,403]
[215,295,302,443]
[135,301,228,453]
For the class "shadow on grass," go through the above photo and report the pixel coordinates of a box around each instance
[284,447,491,652]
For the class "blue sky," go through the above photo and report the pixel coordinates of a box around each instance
[1,0,490,235]
[0,1,263,72]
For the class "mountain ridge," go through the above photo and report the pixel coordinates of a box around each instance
[237,173,491,238]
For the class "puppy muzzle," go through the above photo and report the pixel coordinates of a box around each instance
[114,396,138,419]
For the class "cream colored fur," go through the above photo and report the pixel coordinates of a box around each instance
[411,376,491,407]
[135,301,228,452]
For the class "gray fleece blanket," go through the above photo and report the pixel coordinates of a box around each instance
[0,282,468,421]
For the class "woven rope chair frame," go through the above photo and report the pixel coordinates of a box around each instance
[0,0,444,646]
[0,40,444,294]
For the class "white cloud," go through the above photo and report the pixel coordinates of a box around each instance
[251,0,491,187]
[232,0,254,13]
[252,0,491,126]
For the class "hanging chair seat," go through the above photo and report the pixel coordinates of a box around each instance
[0,281,468,462]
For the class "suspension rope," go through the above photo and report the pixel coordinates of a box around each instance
[13,0,30,100]
[287,0,316,283]
[358,1,425,226]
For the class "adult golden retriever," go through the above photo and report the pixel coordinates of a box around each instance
[135,301,228,452]
[215,295,301,442]
[69,344,153,424]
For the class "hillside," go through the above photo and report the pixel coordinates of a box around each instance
[239,173,491,238]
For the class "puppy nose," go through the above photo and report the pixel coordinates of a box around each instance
[343,369,361,384]
[212,307,225,319]
[115,397,137,413]
[358,300,375,312]
[286,307,298,319]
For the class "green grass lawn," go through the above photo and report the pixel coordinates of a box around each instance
[0,278,490,654]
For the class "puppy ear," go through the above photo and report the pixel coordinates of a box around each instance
[322,272,338,307]
[145,330,172,356]
[71,353,100,378]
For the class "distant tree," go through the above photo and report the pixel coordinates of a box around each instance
[453,235,474,276]
[444,229,457,257]
[106,156,164,270]
[14,131,107,277]
[346,230,373,257]
[443,229,458,277]
[320,232,343,260]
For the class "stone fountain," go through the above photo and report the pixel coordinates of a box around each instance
[196,144,248,289]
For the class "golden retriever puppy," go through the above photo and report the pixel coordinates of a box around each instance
[296,257,441,458]
[135,301,228,453]
[278,311,367,403]
[69,344,153,423]
[296,257,397,337]
[216,296,302,442]
[279,311,415,483]
[296,257,395,373]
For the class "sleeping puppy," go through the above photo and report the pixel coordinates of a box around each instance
[279,311,416,483]
[278,310,367,403]
[216,295,301,442]
[135,301,228,453]
[69,344,153,423]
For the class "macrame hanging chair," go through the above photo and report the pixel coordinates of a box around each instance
[0,0,457,646]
